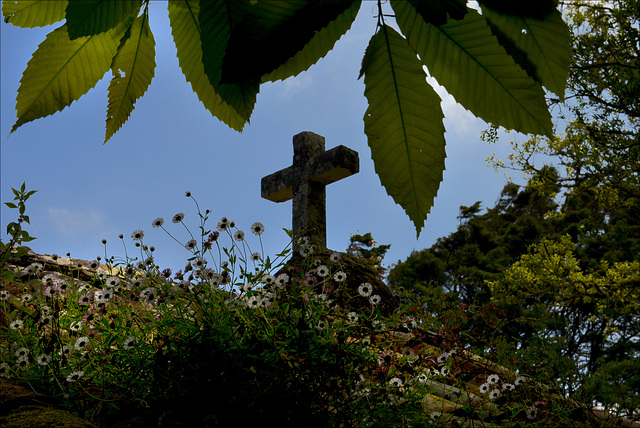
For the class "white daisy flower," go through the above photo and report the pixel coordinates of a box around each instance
[78,294,91,305]
[106,277,120,288]
[42,274,57,286]
[316,265,329,277]
[185,239,198,250]
[369,294,381,305]
[479,382,490,394]
[15,347,29,358]
[15,356,30,370]
[151,217,165,228]
[193,258,207,269]
[250,222,265,236]
[94,290,111,303]
[24,263,42,275]
[66,371,84,383]
[37,354,51,366]
[514,375,526,386]
[0,290,10,300]
[246,295,260,308]
[69,321,83,332]
[123,336,137,350]
[299,245,310,257]
[75,337,90,351]
[358,283,372,297]
[489,389,501,400]
[131,230,144,241]
[347,312,359,323]
[437,352,450,364]
[487,374,500,384]
[140,287,157,304]
[276,273,289,287]
[0,362,10,378]
[416,373,429,383]
[329,252,340,262]
[389,377,403,387]
[9,319,24,330]
[172,213,185,223]
[234,230,245,241]
[263,274,276,285]
[40,315,52,327]
[333,271,347,282]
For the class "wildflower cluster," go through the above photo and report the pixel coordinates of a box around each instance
[1,190,613,427]
[0,193,422,426]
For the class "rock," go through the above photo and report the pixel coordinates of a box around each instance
[0,379,97,428]
[277,246,399,317]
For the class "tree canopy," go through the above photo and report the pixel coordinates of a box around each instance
[389,0,640,415]
[1,0,570,235]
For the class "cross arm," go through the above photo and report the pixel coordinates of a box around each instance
[307,145,359,185]
[261,166,293,202]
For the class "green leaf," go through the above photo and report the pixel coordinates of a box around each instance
[393,1,553,137]
[11,23,127,134]
[2,270,17,285]
[65,0,141,39]
[105,11,156,143]
[221,0,359,84]
[360,25,446,237]
[404,0,467,27]
[4,202,18,209]
[167,0,246,131]
[483,7,570,100]
[476,0,557,20]
[198,0,259,123]
[2,0,67,27]
[262,0,361,83]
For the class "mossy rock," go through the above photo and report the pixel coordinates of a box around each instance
[0,406,96,428]
[279,246,399,316]
[0,380,97,428]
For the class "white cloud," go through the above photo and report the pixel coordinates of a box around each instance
[46,207,111,239]
[272,73,315,100]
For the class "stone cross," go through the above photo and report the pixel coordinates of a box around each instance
[261,131,359,249]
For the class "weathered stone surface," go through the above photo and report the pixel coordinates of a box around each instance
[262,131,359,249]
[0,379,97,428]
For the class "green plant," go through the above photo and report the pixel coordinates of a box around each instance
[2,191,628,427]
[0,182,37,285]
[2,0,571,235]
[0,193,428,426]
[346,232,390,278]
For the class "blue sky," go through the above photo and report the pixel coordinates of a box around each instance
[1,2,526,274]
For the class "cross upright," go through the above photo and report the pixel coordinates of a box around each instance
[261,131,359,249]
